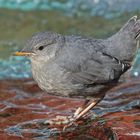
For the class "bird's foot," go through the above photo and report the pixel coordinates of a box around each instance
[44,112,97,131]
[44,115,79,131]
[44,115,75,125]
[44,100,99,130]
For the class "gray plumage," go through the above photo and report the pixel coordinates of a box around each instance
[21,16,140,100]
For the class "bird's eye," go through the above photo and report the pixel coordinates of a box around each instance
[38,46,44,51]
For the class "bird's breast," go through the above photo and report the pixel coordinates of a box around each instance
[31,61,77,93]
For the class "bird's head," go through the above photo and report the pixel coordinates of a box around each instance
[14,32,64,63]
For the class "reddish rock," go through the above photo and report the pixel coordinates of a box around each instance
[0,78,140,139]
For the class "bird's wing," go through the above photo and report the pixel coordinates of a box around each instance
[73,52,130,85]
[58,41,130,85]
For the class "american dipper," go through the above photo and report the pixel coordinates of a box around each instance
[15,16,140,124]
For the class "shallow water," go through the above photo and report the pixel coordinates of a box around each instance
[0,0,140,18]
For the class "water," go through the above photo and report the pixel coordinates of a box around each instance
[0,6,140,79]
[0,0,140,18]
[0,1,140,79]
[0,57,31,79]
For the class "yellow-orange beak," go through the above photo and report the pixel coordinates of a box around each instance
[14,52,32,56]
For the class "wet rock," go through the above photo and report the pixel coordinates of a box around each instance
[0,78,140,139]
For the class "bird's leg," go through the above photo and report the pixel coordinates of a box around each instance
[73,99,90,118]
[62,99,99,130]
[44,99,99,127]
[74,99,99,120]
[44,100,90,125]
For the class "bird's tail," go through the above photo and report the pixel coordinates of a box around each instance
[104,16,140,63]
[118,16,140,40]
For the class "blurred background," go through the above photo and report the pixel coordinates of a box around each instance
[0,0,140,79]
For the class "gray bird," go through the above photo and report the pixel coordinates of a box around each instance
[15,16,140,123]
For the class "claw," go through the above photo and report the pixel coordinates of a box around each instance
[44,115,75,126]
[62,120,78,131]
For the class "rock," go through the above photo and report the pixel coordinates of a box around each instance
[0,78,140,139]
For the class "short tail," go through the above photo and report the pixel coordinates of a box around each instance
[119,15,140,40]
[105,16,140,62]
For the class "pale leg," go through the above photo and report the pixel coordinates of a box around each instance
[73,99,90,118]
[75,100,97,120]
